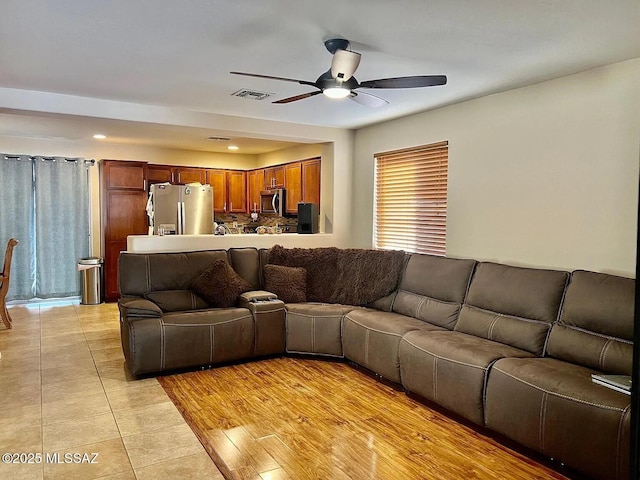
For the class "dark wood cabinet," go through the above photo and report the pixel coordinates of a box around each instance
[100,160,148,301]
[147,164,173,186]
[264,166,285,189]
[104,161,147,190]
[302,158,321,206]
[285,162,302,214]
[173,167,206,185]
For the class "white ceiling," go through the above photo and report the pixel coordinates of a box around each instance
[0,0,639,154]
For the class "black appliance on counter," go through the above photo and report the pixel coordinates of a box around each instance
[297,202,319,234]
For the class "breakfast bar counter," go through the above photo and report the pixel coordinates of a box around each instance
[126,233,337,253]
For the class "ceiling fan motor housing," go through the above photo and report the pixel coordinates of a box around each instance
[331,49,361,81]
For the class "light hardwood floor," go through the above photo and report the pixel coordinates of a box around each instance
[0,302,224,480]
[159,356,573,480]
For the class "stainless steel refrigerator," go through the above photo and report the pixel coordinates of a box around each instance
[148,183,214,235]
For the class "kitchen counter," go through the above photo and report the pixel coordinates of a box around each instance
[126,233,337,253]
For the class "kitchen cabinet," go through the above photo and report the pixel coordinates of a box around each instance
[206,169,247,214]
[283,158,321,215]
[227,170,247,213]
[302,158,321,206]
[284,162,302,214]
[147,164,173,187]
[247,169,264,213]
[100,160,148,301]
[173,167,206,185]
[206,169,227,213]
[264,165,285,189]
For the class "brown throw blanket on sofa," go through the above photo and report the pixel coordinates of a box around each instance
[267,245,407,305]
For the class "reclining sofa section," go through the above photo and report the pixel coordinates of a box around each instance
[117,246,634,480]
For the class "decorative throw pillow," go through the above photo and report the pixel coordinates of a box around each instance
[191,259,253,308]
[264,264,307,303]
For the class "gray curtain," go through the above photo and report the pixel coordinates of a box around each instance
[34,157,90,298]
[0,155,35,300]
[0,154,91,300]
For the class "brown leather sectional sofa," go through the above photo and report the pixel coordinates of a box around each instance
[118,246,634,480]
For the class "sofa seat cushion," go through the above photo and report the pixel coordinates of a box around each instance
[485,357,631,480]
[143,290,208,312]
[342,310,444,383]
[399,330,534,425]
[121,307,254,376]
[285,303,360,357]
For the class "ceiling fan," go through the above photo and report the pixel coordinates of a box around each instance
[230,38,447,108]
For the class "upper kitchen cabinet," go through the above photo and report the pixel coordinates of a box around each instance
[227,170,247,213]
[103,160,147,190]
[147,164,173,187]
[284,162,302,214]
[206,169,247,214]
[247,169,264,213]
[264,165,285,189]
[173,166,207,185]
[283,158,321,214]
[206,169,227,213]
[301,158,321,206]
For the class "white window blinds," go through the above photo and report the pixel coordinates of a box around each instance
[374,141,448,256]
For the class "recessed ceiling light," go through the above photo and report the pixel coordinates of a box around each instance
[227,145,239,150]
[93,134,106,139]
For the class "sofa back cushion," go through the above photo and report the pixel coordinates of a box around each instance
[547,270,634,375]
[119,248,260,296]
[392,254,476,329]
[455,262,568,355]
[228,248,261,289]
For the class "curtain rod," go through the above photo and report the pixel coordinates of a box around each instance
[2,154,95,165]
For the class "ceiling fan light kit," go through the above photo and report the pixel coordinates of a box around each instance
[323,87,351,99]
[230,38,446,107]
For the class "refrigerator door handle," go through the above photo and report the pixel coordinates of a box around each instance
[180,202,186,234]
[272,194,277,214]
[177,202,182,234]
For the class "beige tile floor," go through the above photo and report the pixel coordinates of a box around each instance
[0,301,225,480]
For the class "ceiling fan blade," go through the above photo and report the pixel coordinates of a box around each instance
[349,91,389,108]
[359,75,447,89]
[230,71,316,87]
[273,90,322,104]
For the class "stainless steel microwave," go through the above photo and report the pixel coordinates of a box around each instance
[260,189,286,216]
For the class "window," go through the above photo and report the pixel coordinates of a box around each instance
[374,141,448,256]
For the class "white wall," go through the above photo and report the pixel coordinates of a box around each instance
[353,58,640,277]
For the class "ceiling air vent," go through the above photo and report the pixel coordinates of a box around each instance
[232,89,273,101]
[206,136,231,141]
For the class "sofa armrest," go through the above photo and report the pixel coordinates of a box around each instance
[239,290,279,303]
[237,291,285,357]
[118,297,163,318]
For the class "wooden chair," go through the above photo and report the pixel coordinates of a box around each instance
[0,238,19,329]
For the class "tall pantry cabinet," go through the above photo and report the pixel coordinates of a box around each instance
[100,160,149,302]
